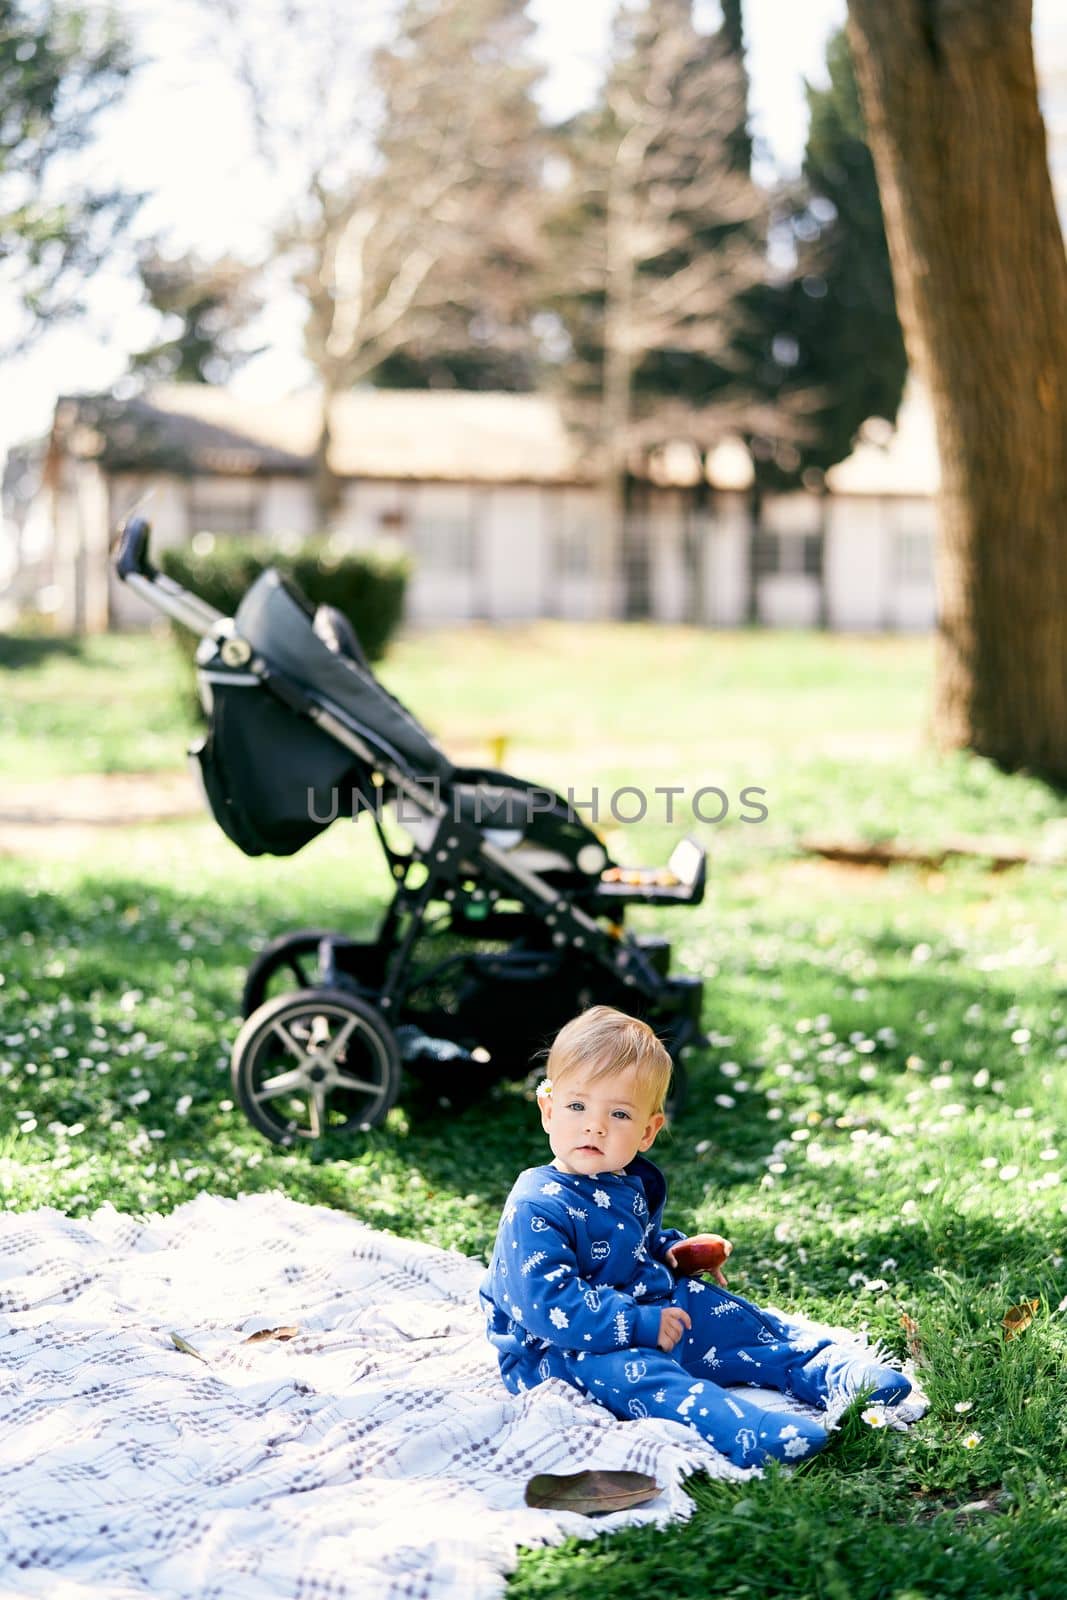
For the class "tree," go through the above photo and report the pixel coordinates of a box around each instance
[128,248,265,385]
[372,0,544,393]
[0,0,138,352]
[847,0,1067,782]
[717,0,751,173]
[216,0,546,522]
[546,0,764,615]
[766,28,906,481]
[625,0,758,415]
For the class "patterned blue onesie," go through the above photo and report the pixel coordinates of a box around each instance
[480,1152,907,1468]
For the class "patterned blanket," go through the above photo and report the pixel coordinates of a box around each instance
[0,1191,926,1599]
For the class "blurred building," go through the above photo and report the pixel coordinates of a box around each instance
[3,382,944,634]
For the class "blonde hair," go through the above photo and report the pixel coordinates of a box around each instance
[545,1006,674,1117]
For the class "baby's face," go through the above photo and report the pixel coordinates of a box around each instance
[540,1063,664,1176]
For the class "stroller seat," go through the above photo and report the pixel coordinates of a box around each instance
[313,603,370,671]
[235,568,453,781]
[386,768,609,878]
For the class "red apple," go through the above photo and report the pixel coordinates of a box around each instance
[669,1234,733,1275]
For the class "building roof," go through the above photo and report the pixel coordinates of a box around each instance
[50,379,944,498]
[826,379,941,498]
[53,385,591,487]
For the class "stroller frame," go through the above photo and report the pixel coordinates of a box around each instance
[114,516,706,1146]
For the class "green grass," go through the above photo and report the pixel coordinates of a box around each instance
[0,630,198,776]
[3,627,1067,1596]
[4,626,1066,855]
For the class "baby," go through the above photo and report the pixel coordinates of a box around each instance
[479,1005,911,1469]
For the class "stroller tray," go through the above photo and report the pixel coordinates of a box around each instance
[597,838,706,906]
[597,872,702,905]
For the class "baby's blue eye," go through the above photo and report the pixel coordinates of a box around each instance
[566,1101,584,1112]
[612,1110,631,1120]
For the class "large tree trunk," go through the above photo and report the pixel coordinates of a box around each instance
[846,0,1067,782]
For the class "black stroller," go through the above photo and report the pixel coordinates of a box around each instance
[114,516,707,1147]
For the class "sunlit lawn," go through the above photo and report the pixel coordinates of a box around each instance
[2,625,1067,1597]
[4,624,1067,853]
[0,632,197,777]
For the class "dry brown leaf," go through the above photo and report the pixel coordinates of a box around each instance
[1003,1298,1040,1340]
[899,1311,924,1363]
[243,1326,300,1344]
[169,1331,209,1364]
[524,1469,662,1516]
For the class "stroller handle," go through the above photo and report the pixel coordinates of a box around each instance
[114,513,156,581]
[112,514,225,635]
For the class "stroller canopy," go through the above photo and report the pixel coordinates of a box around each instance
[235,569,453,782]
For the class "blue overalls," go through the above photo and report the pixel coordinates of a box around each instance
[479,1154,905,1469]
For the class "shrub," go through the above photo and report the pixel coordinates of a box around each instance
[159,536,410,702]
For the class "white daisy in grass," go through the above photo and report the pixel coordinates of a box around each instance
[954,1400,974,1414]
[962,1432,983,1449]
[861,1407,888,1428]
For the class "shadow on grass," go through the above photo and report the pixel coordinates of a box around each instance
[0,633,84,670]
[0,877,1058,1256]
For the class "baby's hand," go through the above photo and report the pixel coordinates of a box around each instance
[665,1234,732,1287]
[656,1306,692,1351]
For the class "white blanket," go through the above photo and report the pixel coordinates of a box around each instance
[0,1191,926,1599]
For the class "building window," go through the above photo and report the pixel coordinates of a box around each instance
[188,482,259,535]
[754,531,822,577]
[892,528,933,584]
[413,518,476,573]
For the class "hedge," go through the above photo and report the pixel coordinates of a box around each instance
[160,536,410,703]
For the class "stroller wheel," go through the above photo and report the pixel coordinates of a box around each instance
[242,928,363,1018]
[232,988,401,1146]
